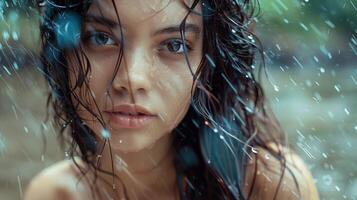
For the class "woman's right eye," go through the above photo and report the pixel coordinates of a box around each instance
[83,31,117,47]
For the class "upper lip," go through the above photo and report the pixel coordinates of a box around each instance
[105,104,155,116]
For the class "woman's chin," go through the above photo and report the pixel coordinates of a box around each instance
[107,133,158,154]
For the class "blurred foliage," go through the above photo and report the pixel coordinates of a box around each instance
[259,0,356,34]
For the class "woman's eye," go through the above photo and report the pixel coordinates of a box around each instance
[163,39,191,53]
[85,32,116,47]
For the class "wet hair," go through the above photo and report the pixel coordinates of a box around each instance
[37,0,295,199]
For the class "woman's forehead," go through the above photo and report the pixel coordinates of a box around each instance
[87,0,202,27]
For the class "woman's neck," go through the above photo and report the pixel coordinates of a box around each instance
[94,133,178,199]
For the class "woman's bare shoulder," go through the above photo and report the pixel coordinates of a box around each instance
[243,143,320,200]
[24,159,90,200]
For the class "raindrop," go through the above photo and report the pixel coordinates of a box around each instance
[313,56,319,63]
[101,129,111,139]
[265,154,270,160]
[273,85,279,92]
[2,31,9,40]
[299,22,309,31]
[13,62,18,70]
[12,31,18,41]
[334,85,341,92]
[325,20,335,29]
[114,155,128,172]
[344,108,350,115]
[251,147,259,154]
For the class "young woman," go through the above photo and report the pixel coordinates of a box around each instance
[25,0,319,199]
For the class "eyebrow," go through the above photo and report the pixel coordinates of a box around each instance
[85,14,201,35]
[153,24,201,36]
[85,14,119,27]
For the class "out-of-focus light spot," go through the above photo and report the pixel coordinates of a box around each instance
[322,175,332,186]
[54,11,81,48]
[2,31,9,40]
[101,129,110,139]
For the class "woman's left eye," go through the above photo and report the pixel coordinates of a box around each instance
[162,39,191,54]
[86,32,116,46]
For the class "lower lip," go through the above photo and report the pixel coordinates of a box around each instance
[106,112,157,129]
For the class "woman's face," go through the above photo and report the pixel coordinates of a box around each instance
[68,0,203,153]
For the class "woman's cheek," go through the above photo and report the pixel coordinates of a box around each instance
[163,74,193,129]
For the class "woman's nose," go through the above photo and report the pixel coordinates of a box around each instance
[111,47,153,96]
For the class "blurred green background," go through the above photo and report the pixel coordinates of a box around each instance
[0,0,356,199]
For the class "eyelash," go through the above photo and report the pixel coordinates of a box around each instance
[82,31,117,47]
[82,31,192,54]
[160,39,192,54]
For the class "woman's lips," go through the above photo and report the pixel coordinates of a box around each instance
[105,112,157,129]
